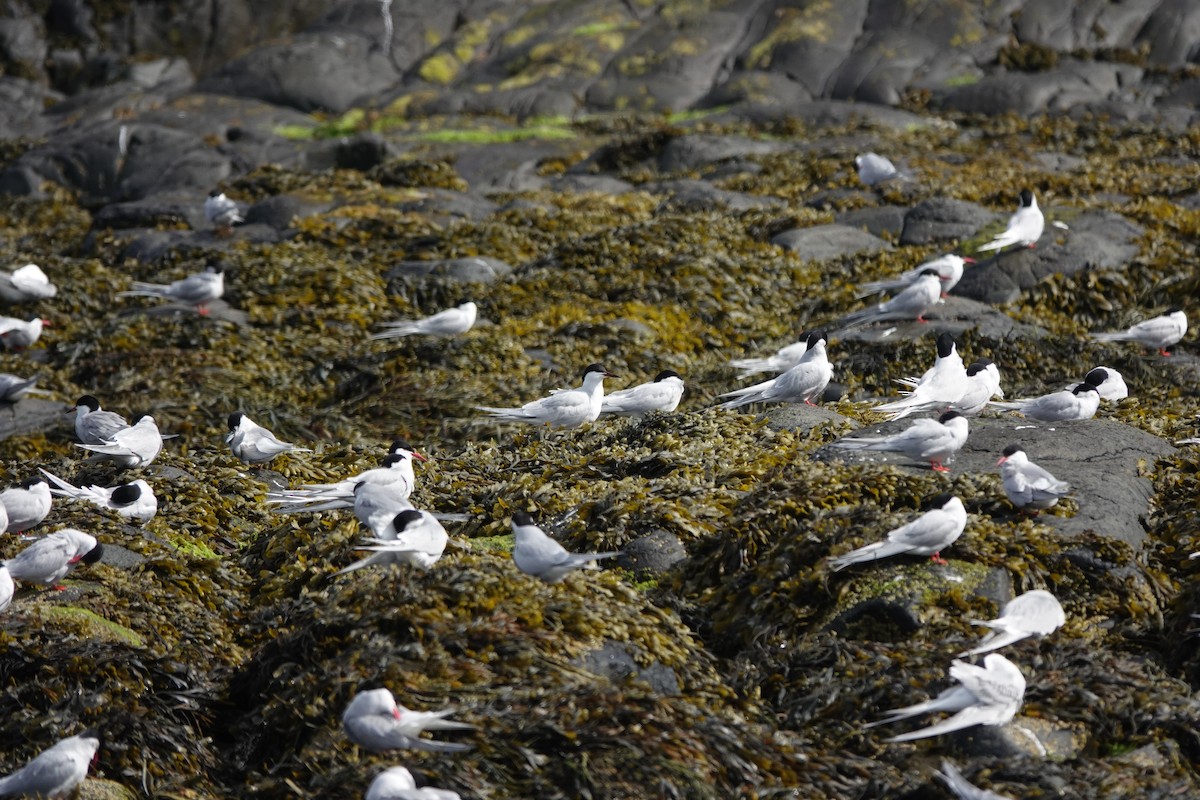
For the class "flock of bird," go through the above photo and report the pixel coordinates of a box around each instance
[0,164,1191,798]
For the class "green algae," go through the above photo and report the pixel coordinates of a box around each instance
[34,606,146,648]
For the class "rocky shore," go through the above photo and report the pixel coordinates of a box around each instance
[1,2,1200,798]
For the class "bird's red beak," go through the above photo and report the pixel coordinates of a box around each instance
[392,708,402,720]
[40,319,52,326]
[995,456,1007,466]
[962,257,976,264]
[412,452,427,462]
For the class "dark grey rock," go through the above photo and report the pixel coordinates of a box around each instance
[0,15,48,81]
[655,134,789,174]
[772,224,891,261]
[93,192,204,231]
[545,174,634,195]
[196,32,400,114]
[0,399,71,443]
[760,0,870,99]
[835,296,1049,343]
[901,198,996,246]
[645,179,786,213]
[836,206,907,239]
[0,77,64,140]
[614,529,686,577]
[762,403,854,434]
[95,541,146,570]
[244,195,331,231]
[576,641,680,696]
[387,257,512,284]
[334,133,397,172]
[1138,0,1200,68]
[391,189,500,222]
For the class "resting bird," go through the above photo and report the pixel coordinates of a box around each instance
[205,190,244,229]
[828,495,966,570]
[343,688,473,753]
[0,263,57,302]
[477,364,614,428]
[0,316,46,349]
[600,370,685,416]
[996,445,1071,513]
[990,382,1100,422]
[867,653,1026,742]
[857,254,972,299]
[225,412,311,464]
[947,360,1004,416]
[365,767,462,800]
[75,414,163,468]
[855,152,905,186]
[370,302,477,340]
[960,589,1066,657]
[268,442,422,515]
[511,511,621,583]
[0,475,51,533]
[0,564,11,614]
[718,331,831,409]
[831,410,968,473]
[1090,308,1186,356]
[977,189,1044,252]
[40,469,157,524]
[73,395,130,445]
[0,731,100,798]
[0,373,42,402]
[1069,366,1127,401]
[840,270,941,328]
[118,265,224,314]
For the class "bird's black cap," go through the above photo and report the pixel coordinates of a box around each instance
[227,412,244,430]
[653,370,682,382]
[1083,368,1108,387]
[18,475,45,489]
[1073,384,1099,395]
[919,268,940,277]
[937,410,963,424]
[1001,444,1023,457]
[512,511,536,527]
[82,543,104,565]
[110,483,142,505]
[76,395,101,412]
[965,361,989,376]
[922,493,957,510]
[935,332,956,358]
[1019,188,1035,206]
[806,330,827,348]
[394,509,424,531]
[582,363,612,379]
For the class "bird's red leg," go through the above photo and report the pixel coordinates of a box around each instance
[930,552,947,565]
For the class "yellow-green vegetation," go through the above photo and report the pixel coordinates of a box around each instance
[1,107,1200,797]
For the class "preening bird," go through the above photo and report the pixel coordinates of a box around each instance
[205,190,244,229]
[342,688,473,753]
[370,302,477,340]
[75,414,163,468]
[225,412,311,464]
[0,263,57,301]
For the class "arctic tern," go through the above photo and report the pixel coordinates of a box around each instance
[960,589,1065,656]
[0,731,100,798]
[717,331,831,409]
[831,410,968,472]
[828,495,966,570]
[75,414,163,468]
[1090,308,1186,356]
[840,270,941,329]
[977,189,1044,252]
[343,688,473,753]
[0,263,57,302]
[4,528,103,588]
[600,369,685,416]
[40,469,157,524]
[996,445,1071,513]
[118,265,224,315]
[511,511,621,583]
[477,364,614,428]
[225,412,311,464]
[365,766,462,800]
[857,254,973,299]
[370,302,477,340]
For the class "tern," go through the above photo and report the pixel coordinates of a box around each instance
[40,469,157,524]
[0,731,100,798]
[600,370,685,416]
[477,364,614,428]
[0,263,57,301]
[370,302,477,340]
[718,331,831,409]
[977,189,1044,252]
[343,688,473,753]
[1090,308,1186,356]
[225,412,311,464]
[118,265,224,315]
[511,511,621,583]
[831,410,968,473]
[828,495,966,570]
[961,589,1066,656]
[996,446,1071,513]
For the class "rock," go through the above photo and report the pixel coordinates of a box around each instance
[195,32,400,114]
[772,224,892,261]
[334,133,397,172]
[243,195,331,231]
[645,179,786,213]
[576,641,680,696]
[0,399,70,443]
[614,529,687,577]
[836,206,907,239]
[950,716,1087,760]
[762,403,853,434]
[900,198,996,246]
[654,134,789,174]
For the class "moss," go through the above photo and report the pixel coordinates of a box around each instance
[33,606,146,648]
[418,52,461,86]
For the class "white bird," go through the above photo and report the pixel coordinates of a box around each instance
[1069,366,1127,401]
[353,480,417,532]
[205,190,244,228]
[118,265,224,315]
[511,511,621,583]
[874,333,968,420]
[477,363,614,428]
[75,414,163,468]
[936,760,1015,800]
[718,331,831,409]
[855,152,904,186]
[337,508,448,575]
[1090,308,1187,356]
[600,370,685,416]
[268,444,423,515]
[857,254,973,299]
[868,653,1026,742]
[996,446,1071,513]
[370,302,477,340]
[728,335,809,379]
[73,395,131,445]
[343,688,473,753]
[365,766,462,800]
[977,189,1044,252]
[831,411,969,473]
[828,494,966,571]
[840,270,942,329]
[4,528,103,588]
[990,383,1100,422]
[948,360,1004,416]
[0,564,11,613]
[961,589,1066,657]
[0,316,46,349]
[0,731,100,798]
[0,263,57,302]
[39,469,157,524]
[0,476,51,533]
[0,373,42,402]
[225,412,311,464]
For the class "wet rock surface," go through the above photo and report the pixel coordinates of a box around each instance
[0,2,1198,799]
